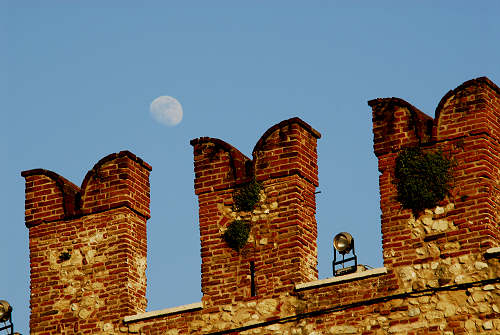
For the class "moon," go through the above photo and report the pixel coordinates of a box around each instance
[150,96,183,126]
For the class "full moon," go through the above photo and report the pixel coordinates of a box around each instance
[150,96,183,126]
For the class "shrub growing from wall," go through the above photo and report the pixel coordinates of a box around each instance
[395,147,454,212]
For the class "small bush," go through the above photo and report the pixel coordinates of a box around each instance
[224,220,250,251]
[233,180,261,211]
[395,147,454,212]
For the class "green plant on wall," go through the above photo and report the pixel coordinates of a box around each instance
[224,220,251,251]
[395,147,454,213]
[233,179,261,211]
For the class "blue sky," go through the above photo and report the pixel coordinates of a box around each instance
[3,1,500,333]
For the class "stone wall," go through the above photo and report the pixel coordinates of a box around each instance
[119,253,498,334]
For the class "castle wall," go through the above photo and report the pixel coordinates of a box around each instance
[23,77,500,334]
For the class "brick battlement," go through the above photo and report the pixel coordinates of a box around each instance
[435,76,500,141]
[22,150,151,333]
[22,150,151,228]
[191,117,321,307]
[369,77,500,274]
[190,117,321,193]
[370,77,500,156]
[22,78,500,334]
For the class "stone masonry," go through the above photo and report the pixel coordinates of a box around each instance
[22,77,500,334]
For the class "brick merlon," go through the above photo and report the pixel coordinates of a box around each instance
[20,169,80,223]
[21,150,152,201]
[92,150,152,172]
[190,137,251,183]
[21,168,80,192]
[80,150,152,192]
[368,97,429,121]
[434,76,500,121]
[22,150,152,227]
[368,97,434,156]
[252,117,321,155]
[190,137,250,163]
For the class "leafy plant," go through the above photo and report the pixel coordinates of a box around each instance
[233,179,261,211]
[395,147,454,212]
[224,220,251,251]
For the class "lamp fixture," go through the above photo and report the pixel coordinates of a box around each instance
[332,232,357,276]
[0,300,14,334]
[333,232,354,254]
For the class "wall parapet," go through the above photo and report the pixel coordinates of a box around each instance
[295,267,388,290]
[124,302,203,323]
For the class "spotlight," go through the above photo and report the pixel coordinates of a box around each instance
[0,300,14,334]
[0,300,12,322]
[333,232,354,254]
[332,232,357,276]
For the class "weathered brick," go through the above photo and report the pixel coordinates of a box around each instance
[23,78,500,335]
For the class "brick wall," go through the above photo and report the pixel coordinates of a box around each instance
[369,77,500,273]
[191,118,321,307]
[24,77,500,334]
[119,77,498,334]
[22,151,151,334]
